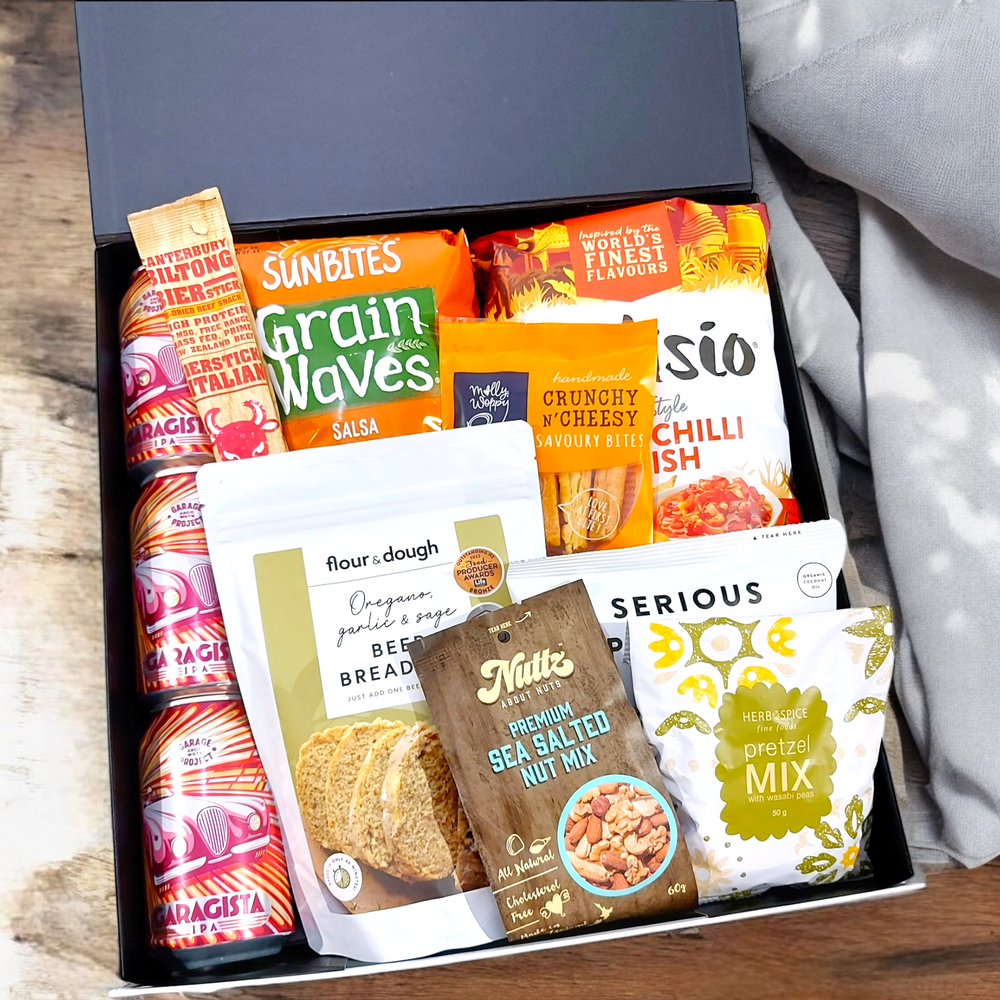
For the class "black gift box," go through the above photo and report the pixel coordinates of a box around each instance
[75,1,916,993]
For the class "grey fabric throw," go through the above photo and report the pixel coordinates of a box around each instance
[737,0,1000,866]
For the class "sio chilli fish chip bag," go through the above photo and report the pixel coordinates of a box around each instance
[471,199,802,541]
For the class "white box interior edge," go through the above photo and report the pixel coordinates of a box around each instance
[110,874,926,997]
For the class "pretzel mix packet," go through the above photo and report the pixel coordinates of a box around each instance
[439,319,656,554]
[471,199,802,540]
[236,230,478,449]
[127,188,286,461]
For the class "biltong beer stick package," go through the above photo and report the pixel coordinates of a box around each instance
[410,581,697,941]
[128,188,287,461]
[472,200,801,538]
[508,519,847,703]
[237,230,478,449]
[197,422,546,961]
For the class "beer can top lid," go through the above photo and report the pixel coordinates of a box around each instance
[138,459,215,488]
[153,689,243,710]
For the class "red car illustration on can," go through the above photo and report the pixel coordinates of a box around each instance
[119,268,212,480]
[142,791,271,886]
[134,551,220,633]
[121,333,187,413]
[131,470,236,702]
[139,694,294,966]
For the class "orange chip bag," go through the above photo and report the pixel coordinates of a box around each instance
[439,319,656,554]
[237,231,478,449]
[471,199,803,539]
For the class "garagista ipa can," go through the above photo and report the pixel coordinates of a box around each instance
[131,468,237,703]
[120,267,213,481]
[139,693,295,967]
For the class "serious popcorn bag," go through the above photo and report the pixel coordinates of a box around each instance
[630,607,894,902]
[471,199,802,539]
[198,422,547,961]
[508,519,847,703]
[237,230,478,449]
[439,318,657,554]
[409,581,697,941]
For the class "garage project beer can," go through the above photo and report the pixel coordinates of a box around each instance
[139,693,295,967]
[131,468,237,702]
[119,267,213,481]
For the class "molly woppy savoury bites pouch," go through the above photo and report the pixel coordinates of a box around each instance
[409,581,697,941]
[507,519,847,704]
[471,200,802,538]
[237,230,477,449]
[631,607,894,902]
[197,422,545,961]
[439,318,657,554]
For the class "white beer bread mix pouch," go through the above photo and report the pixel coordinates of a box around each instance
[198,422,545,961]
[507,519,846,703]
[630,606,894,902]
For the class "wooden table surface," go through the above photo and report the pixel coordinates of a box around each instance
[1,3,998,998]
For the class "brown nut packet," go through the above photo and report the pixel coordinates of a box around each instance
[409,580,697,940]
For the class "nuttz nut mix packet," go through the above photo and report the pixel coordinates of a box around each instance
[439,318,656,554]
[128,188,287,461]
[409,581,696,940]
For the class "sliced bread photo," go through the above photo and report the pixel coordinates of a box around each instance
[324,719,398,853]
[347,723,407,873]
[454,801,490,891]
[294,725,347,848]
[382,722,460,882]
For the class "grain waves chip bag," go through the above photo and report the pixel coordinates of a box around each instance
[507,519,847,704]
[410,581,697,941]
[237,230,478,449]
[471,199,801,539]
[631,607,894,902]
[198,422,546,961]
[440,318,657,554]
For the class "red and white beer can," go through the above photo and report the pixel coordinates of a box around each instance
[120,268,213,481]
[139,693,295,967]
[131,468,237,702]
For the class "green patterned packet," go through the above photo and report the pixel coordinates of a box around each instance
[631,606,893,901]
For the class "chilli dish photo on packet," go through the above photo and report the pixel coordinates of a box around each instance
[409,580,697,941]
[439,318,656,555]
[471,199,802,539]
[237,230,478,449]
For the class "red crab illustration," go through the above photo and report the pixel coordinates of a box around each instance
[204,400,279,460]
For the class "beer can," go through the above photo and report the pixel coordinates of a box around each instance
[120,268,213,481]
[139,693,295,967]
[131,468,237,702]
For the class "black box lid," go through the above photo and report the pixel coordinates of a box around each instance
[76,0,751,244]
